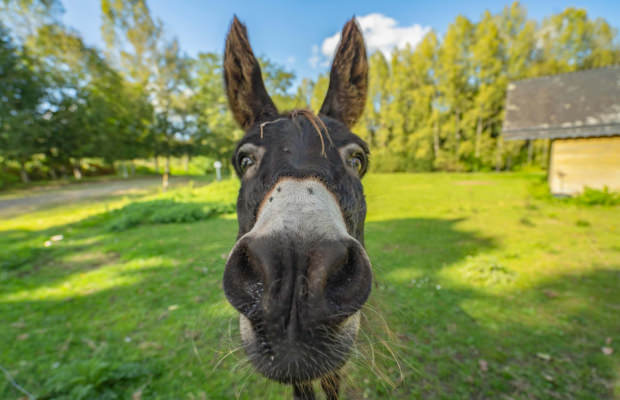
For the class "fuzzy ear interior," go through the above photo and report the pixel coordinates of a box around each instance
[224,16,278,130]
[319,18,369,128]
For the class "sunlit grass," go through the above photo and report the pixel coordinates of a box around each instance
[0,173,618,399]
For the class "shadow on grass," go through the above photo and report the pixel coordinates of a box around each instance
[357,219,618,399]
[0,214,618,399]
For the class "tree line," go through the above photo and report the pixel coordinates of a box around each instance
[307,3,620,172]
[1,1,619,185]
[0,0,303,185]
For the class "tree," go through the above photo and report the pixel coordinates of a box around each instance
[533,8,620,75]
[0,22,46,182]
[436,15,475,171]
[191,52,239,171]
[27,22,148,178]
[101,0,190,187]
[468,11,506,170]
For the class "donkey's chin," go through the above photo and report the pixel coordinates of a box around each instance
[239,312,360,383]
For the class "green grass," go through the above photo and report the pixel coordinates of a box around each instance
[1,173,618,399]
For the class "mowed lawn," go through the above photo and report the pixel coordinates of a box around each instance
[0,173,618,399]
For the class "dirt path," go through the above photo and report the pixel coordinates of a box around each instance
[0,176,194,218]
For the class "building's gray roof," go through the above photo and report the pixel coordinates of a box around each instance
[502,67,620,140]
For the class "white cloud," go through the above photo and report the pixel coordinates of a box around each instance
[309,44,321,69]
[311,13,430,67]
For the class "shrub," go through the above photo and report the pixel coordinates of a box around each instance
[105,199,234,232]
[574,186,620,206]
[528,179,619,206]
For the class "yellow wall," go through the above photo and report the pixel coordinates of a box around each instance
[549,136,620,195]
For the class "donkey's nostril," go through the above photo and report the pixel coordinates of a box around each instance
[308,239,372,322]
[223,239,266,316]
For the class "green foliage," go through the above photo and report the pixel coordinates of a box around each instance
[529,178,620,206]
[575,186,620,206]
[0,168,20,189]
[102,178,238,231]
[105,199,234,231]
[42,359,157,400]
[0,22,46,178]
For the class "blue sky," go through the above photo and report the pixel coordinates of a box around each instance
[62,0,620,83]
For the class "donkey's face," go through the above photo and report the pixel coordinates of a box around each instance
[222,17,371,385]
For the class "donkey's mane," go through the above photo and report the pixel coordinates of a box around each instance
[259,109,333,156]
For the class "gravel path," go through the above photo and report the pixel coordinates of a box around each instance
[0,176,192,218]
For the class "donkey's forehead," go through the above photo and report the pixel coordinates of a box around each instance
[237,114,369,151]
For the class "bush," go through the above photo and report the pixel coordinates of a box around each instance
[82,162,116,177]
[105,199,235,232]
[574,186,620,206]
[528,179,619,206]
[0,168,19,189]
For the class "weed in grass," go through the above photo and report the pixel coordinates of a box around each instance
[460,256,517,286]
[575,219,591,227]
[41,359,158,399]
[519,216,535,227]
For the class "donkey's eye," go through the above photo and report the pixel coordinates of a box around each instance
[239,155,255,173]
[347,153,365,174]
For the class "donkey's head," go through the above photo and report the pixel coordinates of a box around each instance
[222,16,371,391]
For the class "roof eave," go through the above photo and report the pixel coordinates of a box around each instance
[503,123,620,140]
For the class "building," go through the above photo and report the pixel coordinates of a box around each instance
[502,67,620,195]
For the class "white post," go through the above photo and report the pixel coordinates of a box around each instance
[214,161,222,181]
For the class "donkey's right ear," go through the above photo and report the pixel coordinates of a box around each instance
[224,16,278,130]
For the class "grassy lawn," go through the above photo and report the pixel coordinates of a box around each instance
[0,173,618,399]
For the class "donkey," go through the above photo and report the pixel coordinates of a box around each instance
[222,16,371,400]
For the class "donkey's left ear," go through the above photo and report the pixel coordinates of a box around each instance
[224,16,278,130]
[319,18,368,128]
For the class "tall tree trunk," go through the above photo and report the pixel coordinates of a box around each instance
[433,118,440,160]
[495,135,503,172]
[49,168,58,180]
[162,155,170,190]
[19,161,29,183]
[454,111,461,157]
[73,159,82,180]
[183,154,189,173]
[130,161,135,176]
[475,116,482,159]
